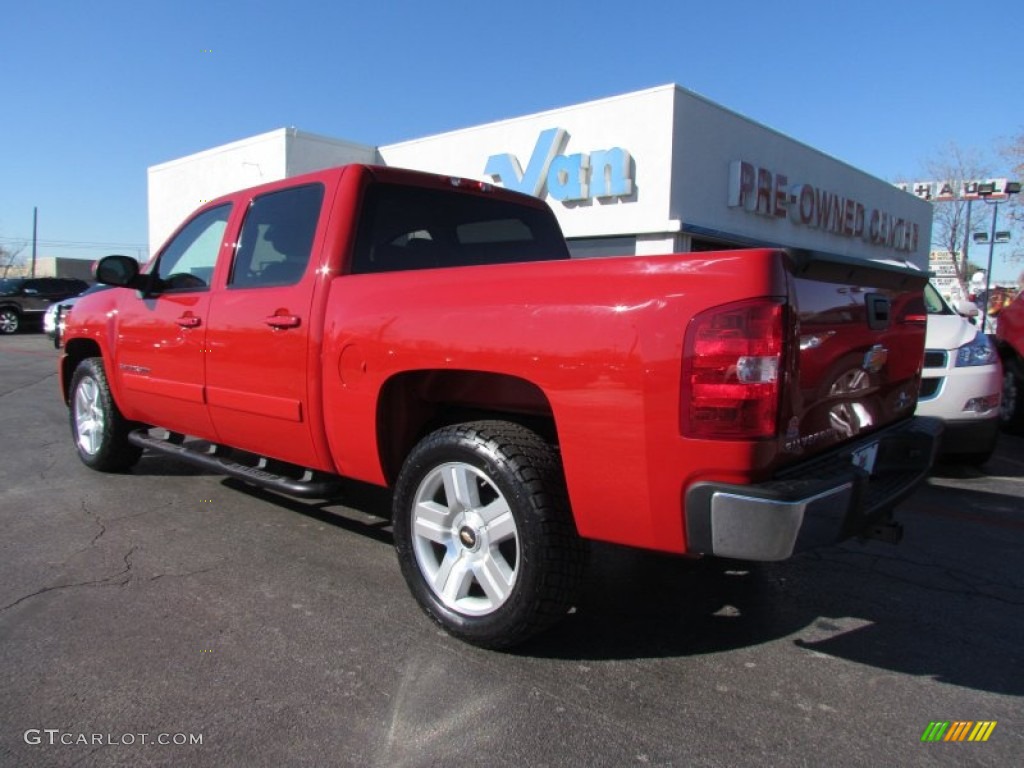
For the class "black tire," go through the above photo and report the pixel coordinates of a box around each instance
[0,307,20,334]
[392,420,588,649]
[69,357,143,472]
[999,363,1024,434]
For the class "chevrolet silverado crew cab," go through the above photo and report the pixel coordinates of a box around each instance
[60,164,941,648]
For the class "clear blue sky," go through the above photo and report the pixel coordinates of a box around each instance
[1,0,1021,276]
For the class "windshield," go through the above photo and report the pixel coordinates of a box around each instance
[0,278,25,296]
[924,282,954,315]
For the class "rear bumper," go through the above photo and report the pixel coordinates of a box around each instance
[684,416,943,561]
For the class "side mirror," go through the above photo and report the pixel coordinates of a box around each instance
[95,255,147,290]
[954,299,979,318]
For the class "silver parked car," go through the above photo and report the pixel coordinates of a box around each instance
[44,284,112,346]
[915,282,1002,465]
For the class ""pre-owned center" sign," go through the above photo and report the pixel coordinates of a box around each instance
[728,160,919,254]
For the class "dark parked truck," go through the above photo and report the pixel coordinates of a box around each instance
[0,277,89,334]
[59,165,941,648]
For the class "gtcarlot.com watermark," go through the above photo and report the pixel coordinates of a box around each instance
[24,729,203,747]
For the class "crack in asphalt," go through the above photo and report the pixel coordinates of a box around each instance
[83,499,106,548]
[66,500,107,560]
[0,371,58,399]
[105,500,176,524]
[0,545,136,613]
[120,545,136,586]
[37,458,57,480]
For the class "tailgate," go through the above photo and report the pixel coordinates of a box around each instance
[779,252,929,464]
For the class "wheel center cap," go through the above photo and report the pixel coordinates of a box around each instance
[458,525,479,550]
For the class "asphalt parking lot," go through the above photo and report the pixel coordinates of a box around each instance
[1,332,1021,767]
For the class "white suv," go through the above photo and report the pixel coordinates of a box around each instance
[916,282,1002,465]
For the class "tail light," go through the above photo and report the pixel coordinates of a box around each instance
[681,298,785,439]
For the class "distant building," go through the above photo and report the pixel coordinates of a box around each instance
[2,256,95,282]
[148,129,376,255]
[148,84,933,267]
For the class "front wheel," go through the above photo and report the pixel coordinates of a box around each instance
[392,421,587,649]
[69,358,143,472]
[0,308,20,334]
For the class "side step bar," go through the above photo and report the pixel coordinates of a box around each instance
[128,430,344,499]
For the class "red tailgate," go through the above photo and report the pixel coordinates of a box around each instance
[778,253,929,466]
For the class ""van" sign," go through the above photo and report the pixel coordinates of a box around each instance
[484,128,634,203]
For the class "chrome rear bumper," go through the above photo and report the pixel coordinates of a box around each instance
[684,417,943,561]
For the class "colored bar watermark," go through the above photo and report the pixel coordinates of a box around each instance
[921,721,997,742]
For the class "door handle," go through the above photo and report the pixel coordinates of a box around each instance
[175,314,201,328]
[264,314,301,329]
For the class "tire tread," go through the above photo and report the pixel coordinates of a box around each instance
[394,420,588,649]
[69,357,143,472]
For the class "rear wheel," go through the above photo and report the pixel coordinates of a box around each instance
[69,358,143,471]
[0,308,19,334]
[393,421,587,649]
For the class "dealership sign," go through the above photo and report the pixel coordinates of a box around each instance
[895,178,1014,201]
[728,160,920,253]
[484,128,634,203]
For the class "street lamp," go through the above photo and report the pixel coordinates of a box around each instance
[976,181,1021,332]
[973,231,1012,245]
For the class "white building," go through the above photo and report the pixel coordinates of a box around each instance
[148,84,932,266]
[3,256,95,282]
[148,129,376,252]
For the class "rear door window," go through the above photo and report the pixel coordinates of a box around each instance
[229,184,325,288]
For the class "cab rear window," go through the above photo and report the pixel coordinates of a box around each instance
[351,183,569,274]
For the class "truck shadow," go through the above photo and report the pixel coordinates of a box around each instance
[520,482,1023,696]
[929,432,1024,480]
[212,463,1021,697]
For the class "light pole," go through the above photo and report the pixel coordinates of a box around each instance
[962,196,972,297]
[976,181,1021,333]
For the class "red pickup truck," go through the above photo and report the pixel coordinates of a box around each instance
[996,290,1024,432]
[60,164,940,648]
